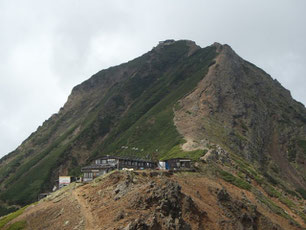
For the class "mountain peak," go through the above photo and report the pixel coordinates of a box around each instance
[153,39,201,56]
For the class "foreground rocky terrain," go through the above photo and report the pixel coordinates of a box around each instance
[1,169,305,230]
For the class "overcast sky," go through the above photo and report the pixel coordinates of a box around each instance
[0,0,305,158]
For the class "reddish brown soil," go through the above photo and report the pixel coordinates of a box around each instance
[3,170,305,230]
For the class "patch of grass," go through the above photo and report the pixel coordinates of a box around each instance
[297,139,306,154]
[0,205,18,218]
[231,155,264,184]
[237,171,244,179]
[279,196,295,209]
[284,189,300,199]
[270,162,280,174]
[4,124,76,187]
[1,126,76,205]
[0,206,27,229]
[287,139,306,162]
[255,190,293,221]
[296,187,306,199]
[219,170,252,190]
[288,144,297,162]
[7,221,26,230]
[160,145,206,161]
[253,175,264,185]
[263,184,281,198]
[297,211,306,223]
[68,157,82,177]
[1,145,69,204]
[173,102,182,111]
[240,121,248,131]
[234,133,248,143]
[0,155,24,185]
[263,172,278,186]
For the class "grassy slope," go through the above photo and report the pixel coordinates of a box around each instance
[0,205,28,229]
[0,125,77,204]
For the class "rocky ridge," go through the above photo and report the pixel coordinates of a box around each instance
[1,170,304,230]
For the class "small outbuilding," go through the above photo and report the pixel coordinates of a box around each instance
[159,158,192,170]
[59,176,71,189]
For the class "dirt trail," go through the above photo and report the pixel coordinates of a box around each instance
[72,188,100,230]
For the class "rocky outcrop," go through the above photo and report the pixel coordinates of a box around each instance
[200,145,230,163]
[126,180,205,230]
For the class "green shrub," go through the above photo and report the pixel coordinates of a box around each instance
[297,140,306,154]
[219,170,252,190]
[296,187,306,199]
[255,191,293,221]
[160,145,205,161]
[283,188,300,199]
[231,156,266,185]
[263,173,278,185]
[7,221,26,230]
[297,211,306,223]
[263,185,281,198]
[279,196,295,209]
[0,205,17,218]
[288,144,297,162]
[0,206,27,229]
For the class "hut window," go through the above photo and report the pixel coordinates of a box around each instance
[84,173,93,178]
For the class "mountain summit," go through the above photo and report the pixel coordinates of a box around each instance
[0,40,305,228]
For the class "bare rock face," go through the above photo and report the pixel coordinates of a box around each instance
[126,180,205,230]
